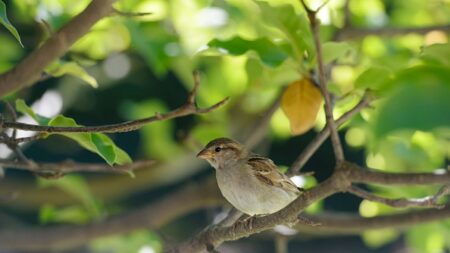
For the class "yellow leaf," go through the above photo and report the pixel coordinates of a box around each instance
[281,79,323,135]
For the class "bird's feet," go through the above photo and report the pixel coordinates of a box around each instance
[233,214,262,231]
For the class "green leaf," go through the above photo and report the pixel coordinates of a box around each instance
[48,115,131,165]
[420,43,450,67]
[354,67,392,90]
[322,41,352,64]
[114,147,133,165]
[15,100,132,165]
[15,99,50,125]
[206,37,289,67]
[256,2,314,66]
[0,1,23,47]
[372,65,450,138]
[48,115,94,151]
[46,61,98,88]
[91,133,116,165]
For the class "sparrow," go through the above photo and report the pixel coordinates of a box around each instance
[197,137,301,216]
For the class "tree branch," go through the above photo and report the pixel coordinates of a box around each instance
[296,205,450,235]
[336,24,450,41]
[301,0,345,164]
[347,185,448,208]
[0,0,117,97]
[113,8,152,17]
[0,72,229,134]
[0,159,155,174]
[349,164,450,185]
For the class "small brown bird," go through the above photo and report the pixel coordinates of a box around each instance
[197,138,301,215]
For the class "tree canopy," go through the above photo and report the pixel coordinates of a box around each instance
[0,0,449,252]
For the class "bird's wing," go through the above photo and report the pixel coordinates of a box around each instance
[246,155,300,194]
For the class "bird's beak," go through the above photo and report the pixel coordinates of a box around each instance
[196,149,214,159]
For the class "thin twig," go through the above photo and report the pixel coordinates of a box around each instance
[301,0,345,163]
[0,72,229,134]
[296,206,450,235]
[0,159,155,174]
[113,8,152,17]
[347,185,448,209]
[3,134,46,145]
[315,0,331,13]
[189,70,201,105]
[288,93,373,175]
[3,101,17,139]
[336,24,450,41]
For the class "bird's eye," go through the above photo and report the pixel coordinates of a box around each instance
[215,147,221,152]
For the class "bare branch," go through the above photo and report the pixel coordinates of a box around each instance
[288,93,373,175]
[2,134,46,145]
[0,159,155,174]
[301,0,345,163]
[3,101,17,139]
[0,0,117,97]
[347,185,448,209]
[113,8,152,17]
[0,73,229,135]
[336,24,450,41]
[348,164,450,185]
[296,206,450,235]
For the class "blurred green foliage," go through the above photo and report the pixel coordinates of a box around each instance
[1,0,450,252]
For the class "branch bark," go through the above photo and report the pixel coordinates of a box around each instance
[347,185,448,208]
[0,0,117,97]
[296,206,450,235]
[336,24,450,41]
[0,159,155,174]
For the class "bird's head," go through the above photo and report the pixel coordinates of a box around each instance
[196,138,246,169]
